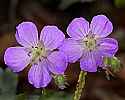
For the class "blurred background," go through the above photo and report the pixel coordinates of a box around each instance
[0,0,125,100]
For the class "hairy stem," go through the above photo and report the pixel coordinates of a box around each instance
[73,71,87,100]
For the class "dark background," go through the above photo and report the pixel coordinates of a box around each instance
[0,0,125,100]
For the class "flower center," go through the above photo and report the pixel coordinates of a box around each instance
[28,42,49,64]
[83,35,96,51]
[32,46,45,59]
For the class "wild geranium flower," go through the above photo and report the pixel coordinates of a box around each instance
[4,22,67,88]
[60,15,118,72]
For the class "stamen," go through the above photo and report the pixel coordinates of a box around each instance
[82,34,96,51]
[28,43,48,64]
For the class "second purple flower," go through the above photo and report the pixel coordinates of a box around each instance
[60,15,118,72]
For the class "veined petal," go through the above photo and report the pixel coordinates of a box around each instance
[4,47,30,72]
[80,51,98,72]
[40,26,65,50]
[67,17,89,40]
[16,22,38,47]
[47,51,68,74]
[97,38,118,57]
[28,59,52,88]
[92,50,103,67]
[59,39,83,63]
[90,15,113,38]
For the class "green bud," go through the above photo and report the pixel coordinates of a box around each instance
[104,56,121,73]
[42,88,47,95]
[53,75,68,90]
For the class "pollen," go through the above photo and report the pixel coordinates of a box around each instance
[28,44,48,64]
[83,35,96,51]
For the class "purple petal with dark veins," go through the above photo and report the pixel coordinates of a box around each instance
[48,51,68,74]
[97,38,118,57]
[16,22,38,47]
[59,38,83,63]
[40,26,65,50]
[90,15,113,38]
[28,59,52,88]
[4,47,30,72]
[67,17,89,40]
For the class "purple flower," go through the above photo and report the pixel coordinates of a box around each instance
[4,22,67,88]
[60,15,118,72]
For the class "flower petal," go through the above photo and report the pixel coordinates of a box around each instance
[80,51,98,72]
[16,22,38,47]
[59,39,83,63]
[90,15,113,38]
[92,50,103,67]
[4,47,30,72]
[28,59,52,88]
[67,17,89,40]
[97,38,118,57]
[47,51,68,74]
[40,26,65,50]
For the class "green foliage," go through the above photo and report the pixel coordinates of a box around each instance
[0,68,17,94]
[16,90,72,100]
[115,0,125,7]
[39,90,72,100]
[0,68,18,100]
[0,68,72,100]
[16,94,27,100]
[104,57,121,73]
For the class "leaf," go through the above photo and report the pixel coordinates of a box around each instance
[0,68,17,94]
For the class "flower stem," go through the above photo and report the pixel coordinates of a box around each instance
[73,71,87,100]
